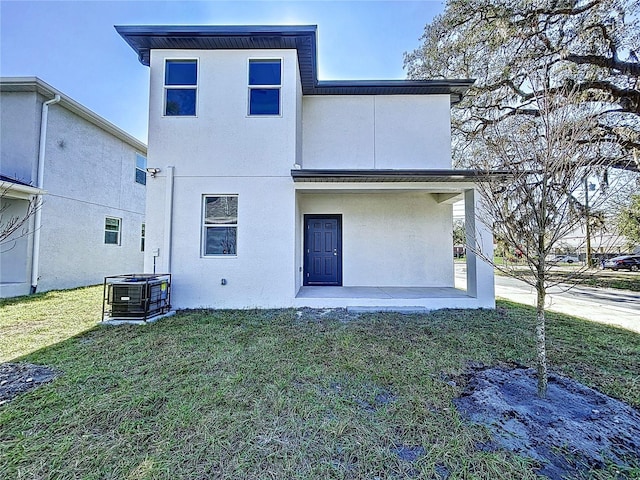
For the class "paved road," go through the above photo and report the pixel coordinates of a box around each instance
[455,265,640,333]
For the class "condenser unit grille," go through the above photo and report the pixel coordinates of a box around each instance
[110,284,144,306]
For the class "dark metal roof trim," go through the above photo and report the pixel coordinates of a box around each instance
[115,25,318,92]
[115,25,474,102]
[312,80,473,102]
[0,174,33,186]
[291,169,511,183]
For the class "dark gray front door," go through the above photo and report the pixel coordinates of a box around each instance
[304,215,342,286]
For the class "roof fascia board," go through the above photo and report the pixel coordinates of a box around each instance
[0,77,147,153]
[115,25,472,103]
[1,181,46,199]
[115,24,317,65]
[291,169,511,181]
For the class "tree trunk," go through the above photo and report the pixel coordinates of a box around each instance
[535,287,548,398]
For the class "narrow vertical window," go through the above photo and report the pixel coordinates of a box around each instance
[248,59,281,115]
[135,153,147,185]
[140,223,145,252]
[164,59,197,116]
[105,217,121,245]
[202,196,238,256]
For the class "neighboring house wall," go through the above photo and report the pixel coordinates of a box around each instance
[36,102,146,292]
[0,79,146,297]
[0,92,40,183]
[302,95,451,169]
[0,198,31,284]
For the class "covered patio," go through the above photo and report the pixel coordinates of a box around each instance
[292,169,498,310]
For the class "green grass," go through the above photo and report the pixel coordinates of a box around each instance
[1,287,639,479]
[563,270,640,291]
[0,285,102,363]
[493,265,640,292]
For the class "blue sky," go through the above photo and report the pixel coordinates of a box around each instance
[1,0,444,142]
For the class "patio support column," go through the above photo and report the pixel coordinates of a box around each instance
[464,188,495,307]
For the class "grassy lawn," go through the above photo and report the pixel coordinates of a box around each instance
[1,287,639,479]
[558,270,640,291]
[0,285,102,363]
[489,261,640,292]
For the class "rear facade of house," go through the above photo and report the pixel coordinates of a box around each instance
[0,78,146,298]
[118,25,495,310]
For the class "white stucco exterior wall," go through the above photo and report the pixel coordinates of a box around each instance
[0,84,146,297]
[302,95,451,169]
[0,198,32,285]
[35,101,146,292]
[138,43,493,310]
[147,49,300,178]
[0,92,40,183]
[297,192,454,287]
[144,49,301,308]
[465,188,495,308]
[155,176,296,309]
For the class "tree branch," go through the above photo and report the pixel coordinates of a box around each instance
[564,54,640,77]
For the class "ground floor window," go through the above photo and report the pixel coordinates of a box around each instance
[105,217,121,245]
[202,195,238,255]
[140,223,145,252]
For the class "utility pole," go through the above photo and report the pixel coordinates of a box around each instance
[584,177,593,268]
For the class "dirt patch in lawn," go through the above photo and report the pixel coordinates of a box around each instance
[0,362,60,405]
[454,365,640,479]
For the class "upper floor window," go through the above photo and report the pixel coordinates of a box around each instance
[248,59,281,116]
[164,59,197,116]
[135,153,147,185]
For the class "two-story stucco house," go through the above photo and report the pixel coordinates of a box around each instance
[117,25,495,310]
[0,78,147,298]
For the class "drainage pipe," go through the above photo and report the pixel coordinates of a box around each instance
[163,166,175,273]
[30,94,61,294]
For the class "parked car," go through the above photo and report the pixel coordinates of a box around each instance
[552,255,580,264]
[603,255,640,272]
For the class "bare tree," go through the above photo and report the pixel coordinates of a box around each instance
[405,0,640,173]
[0,183,41,250]
[470,72,629,397]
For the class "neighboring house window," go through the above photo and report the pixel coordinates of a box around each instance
[164,59,197,116]
[135,153,147,185]
[105,217,121,245]
[202,196,238,256]
[141,223,145,252]
[248,59,281,115]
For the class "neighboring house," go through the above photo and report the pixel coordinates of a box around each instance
[553,225,631,257]
[0,77,147,298]
[117,25,496,310]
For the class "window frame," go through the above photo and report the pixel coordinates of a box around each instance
[163,58,198,117]
[201,195,239,257]
[140,223,145,252]
[135,153,147,185]
[105,217,121,246]
[247,58,282,117]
